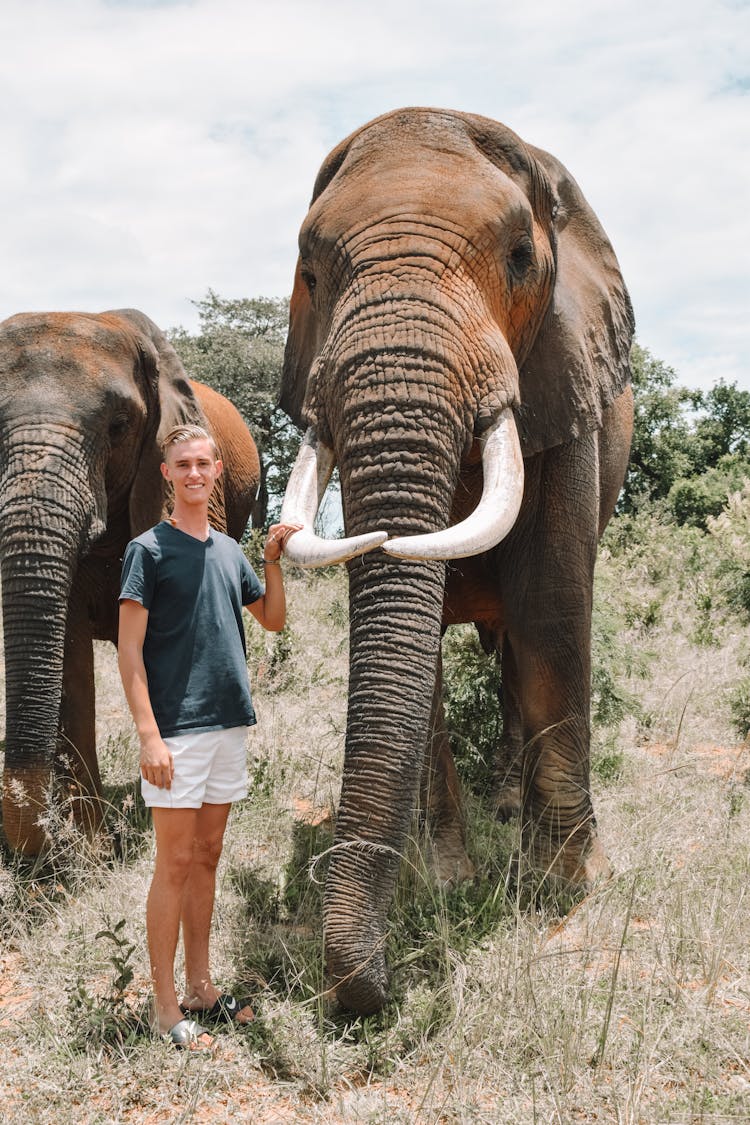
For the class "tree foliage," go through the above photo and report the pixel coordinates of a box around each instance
[622,343,698,510]
[622,342,750,526]
[168,290,300,527]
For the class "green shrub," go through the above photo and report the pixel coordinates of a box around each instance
[592,548,653,734]
[708,481,750,619]
[668,455,750,529]
[442,625,502,794]
[591,743,626,783]
[65,918,146,1054]
[727,676,750,738]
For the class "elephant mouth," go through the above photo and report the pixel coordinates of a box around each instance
[279,408,524,568]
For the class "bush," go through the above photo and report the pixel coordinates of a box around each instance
[668,455,750,529]
[727,676,750,738]
[442,626,502,794]
[708,481,750,619]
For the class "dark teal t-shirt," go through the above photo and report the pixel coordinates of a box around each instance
[119,522,263,737]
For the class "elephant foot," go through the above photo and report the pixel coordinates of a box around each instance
[493,784,521,822]
[520,825,613,897]
[424,831,476,887]
[577,834,614,888]
[2,766,53,855]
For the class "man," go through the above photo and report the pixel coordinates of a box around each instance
[118,424,300,1049]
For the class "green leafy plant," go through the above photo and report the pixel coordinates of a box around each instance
[591,741,626,783]
[65,918,145,1054]
[708,481,750,619]
[441,625,503,795]
[727,675,750,738]
[266,627,294,686]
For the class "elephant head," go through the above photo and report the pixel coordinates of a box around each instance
[0,309,211,854]
[278,108,634,1013]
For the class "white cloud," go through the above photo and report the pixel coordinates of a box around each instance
[0,0,747,390]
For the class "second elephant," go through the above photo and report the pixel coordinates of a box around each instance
[0,308,260,854]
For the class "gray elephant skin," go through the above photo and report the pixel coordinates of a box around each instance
[0,308,260,855]
[279,107,635,1014]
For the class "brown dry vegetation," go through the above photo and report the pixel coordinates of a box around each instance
[1,514,750,1124]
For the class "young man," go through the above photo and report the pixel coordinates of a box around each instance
[118,424,300,1049]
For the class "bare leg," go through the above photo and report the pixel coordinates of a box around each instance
[180,801,254,1023]
[148,807,213,1040]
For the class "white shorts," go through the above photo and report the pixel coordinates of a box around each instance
[141,726,249,809]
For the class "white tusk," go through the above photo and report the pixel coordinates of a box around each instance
[280,428,388,567]
[382,408,524,561]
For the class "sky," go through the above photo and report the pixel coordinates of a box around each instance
[1,0,748,392]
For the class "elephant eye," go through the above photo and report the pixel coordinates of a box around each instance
[508,239,534,282]
[109,413,130,442]
[300,267,317,297]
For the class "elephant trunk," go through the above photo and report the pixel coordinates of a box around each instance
[325,552,446,1013]
[0,425,104,853]
[303,276,521,1010]
[323,349,464,1010]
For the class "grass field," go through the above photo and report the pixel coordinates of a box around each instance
[1,516,749,1124]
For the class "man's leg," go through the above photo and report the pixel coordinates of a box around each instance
[180,802,254,1024]
[148,806,213,1041]
[180,801,230,1005]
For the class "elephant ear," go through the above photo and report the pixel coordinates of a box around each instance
[279,131,358,431]
[515,146,635,455]
[279,259,317,428]
[107,308,210,536]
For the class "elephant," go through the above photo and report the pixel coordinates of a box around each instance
[0,308,260,855]
[278,107,635,1014]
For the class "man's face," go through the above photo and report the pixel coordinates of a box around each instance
[160,438,223,505]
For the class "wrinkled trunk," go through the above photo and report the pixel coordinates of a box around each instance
[320,290,469,1008]
[325,552,446,1012]
[297,255,522,1009]
[0,426,103,853]
[2,548,75,853]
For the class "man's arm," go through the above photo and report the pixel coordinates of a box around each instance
[246,522,301,632]
[117,599,174,789]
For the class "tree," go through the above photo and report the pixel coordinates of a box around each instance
[168,291,300,527]
[621,342,698,511]
[668,454,750,527]
[622,343,750,527]
[688,381,750,474]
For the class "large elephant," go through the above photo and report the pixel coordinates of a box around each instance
[278,108,635,1013]
[0,309,260,855]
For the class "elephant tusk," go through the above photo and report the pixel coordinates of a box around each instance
[382,408,524,560]
[280,428,388,567]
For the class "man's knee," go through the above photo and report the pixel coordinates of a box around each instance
[156,843,195,884]
[193,833,224,870]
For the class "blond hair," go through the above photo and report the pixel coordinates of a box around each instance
[160,424,219,461]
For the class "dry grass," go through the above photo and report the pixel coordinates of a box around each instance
[1,537,749,1124]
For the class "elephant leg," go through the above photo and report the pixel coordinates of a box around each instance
[493,634,524,821]
[511,630,611,889]
[420,650,475,885]
[58,599,103,838]
[507,434,611,889]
